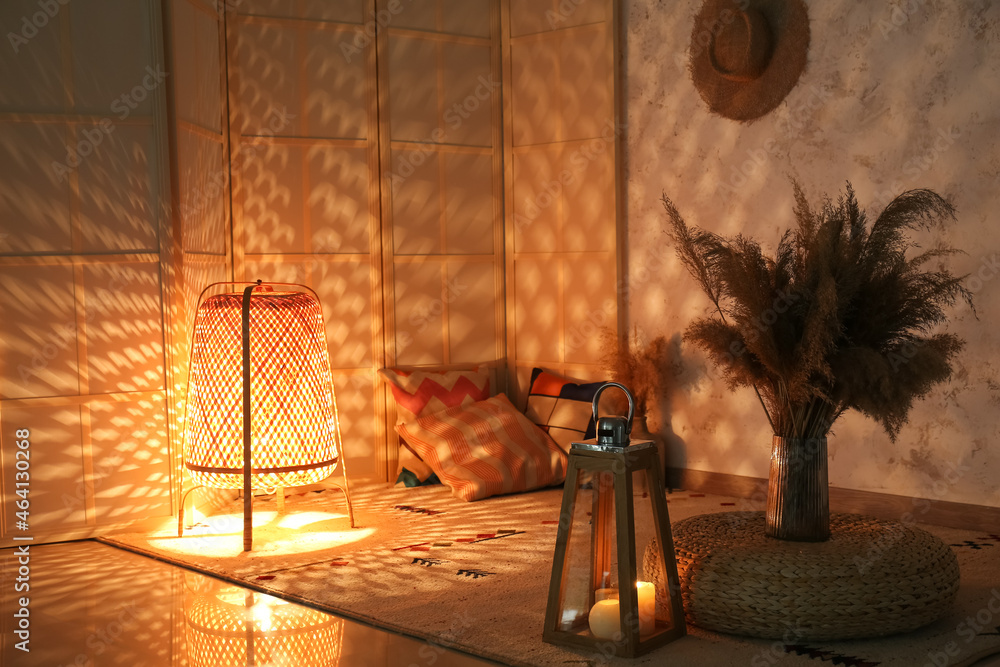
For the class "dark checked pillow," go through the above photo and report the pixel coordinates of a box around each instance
[522,368,605,454]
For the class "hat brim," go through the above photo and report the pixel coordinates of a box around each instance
[689,0,811,122]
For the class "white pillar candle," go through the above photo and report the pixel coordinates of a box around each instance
[594,587,618,602]
[588,599,621,640]
[636,581,656,636]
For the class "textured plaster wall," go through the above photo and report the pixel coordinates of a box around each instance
[623,0,1000,507]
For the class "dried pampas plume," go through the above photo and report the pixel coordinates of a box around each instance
[600,327,681,425]
[663,181,973,441]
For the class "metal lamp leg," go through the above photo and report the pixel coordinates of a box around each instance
[178,484,206,537]
[331,443,356,528]
[241,284,256,552]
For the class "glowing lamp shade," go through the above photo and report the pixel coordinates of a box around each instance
[180,281,354,551]
[184,289,339,489]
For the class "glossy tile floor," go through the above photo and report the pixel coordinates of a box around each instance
[4,541,1000,667]
[1,540,498,666]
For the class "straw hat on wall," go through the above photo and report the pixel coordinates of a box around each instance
[689,0,810,122]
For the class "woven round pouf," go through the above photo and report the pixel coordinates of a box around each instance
[648,512,959,641]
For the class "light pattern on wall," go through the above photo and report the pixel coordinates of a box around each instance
[0,0,174,546]
[505,0,621,403]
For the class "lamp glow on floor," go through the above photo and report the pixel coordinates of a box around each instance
[179,281,355,551]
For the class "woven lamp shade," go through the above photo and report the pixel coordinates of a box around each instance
[184,289,340,490]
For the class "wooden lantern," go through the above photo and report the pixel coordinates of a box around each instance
[543,383,685,658]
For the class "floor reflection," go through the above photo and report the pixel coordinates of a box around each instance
[184,575,343,667]
[0,540,495,666]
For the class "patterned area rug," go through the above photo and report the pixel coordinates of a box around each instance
[101,483,1000,667]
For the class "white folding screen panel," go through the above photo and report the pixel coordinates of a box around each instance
[167,0,232,519]
[227,0,386,478]
[0,0,174,546]
[504,0,621,404]
[379,0,504,372]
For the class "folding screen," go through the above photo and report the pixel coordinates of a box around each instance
[503,0,622,404]
[219,0,621,484]
[377,0,504,368]
[376,0,506,474]
[225,0,388,478]
[0,0,174,546]
[225,0,507,479]
[164,0,231,511]
[0,0,623,536]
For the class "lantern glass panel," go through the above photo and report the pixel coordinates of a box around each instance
[632,467,676,638]
[552,467,620,637]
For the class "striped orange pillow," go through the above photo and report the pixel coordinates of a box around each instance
[396,394,568,501]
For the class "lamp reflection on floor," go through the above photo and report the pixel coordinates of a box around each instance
[184,573,343,667]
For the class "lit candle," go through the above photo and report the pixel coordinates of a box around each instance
[595,587,618,602]
[588,599,621,640]
[636,581,655,636]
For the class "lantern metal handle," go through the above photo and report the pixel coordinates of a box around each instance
[591,382,635,435]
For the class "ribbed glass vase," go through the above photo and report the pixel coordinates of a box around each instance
[765,436,830,541]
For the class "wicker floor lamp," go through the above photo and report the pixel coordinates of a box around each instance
[179,280,355,551]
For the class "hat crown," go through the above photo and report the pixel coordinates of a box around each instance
[709,8,773,82]
[689,0,810,122]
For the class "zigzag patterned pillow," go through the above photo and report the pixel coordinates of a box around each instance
[379,366,492,486]
[379,366,491,423]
